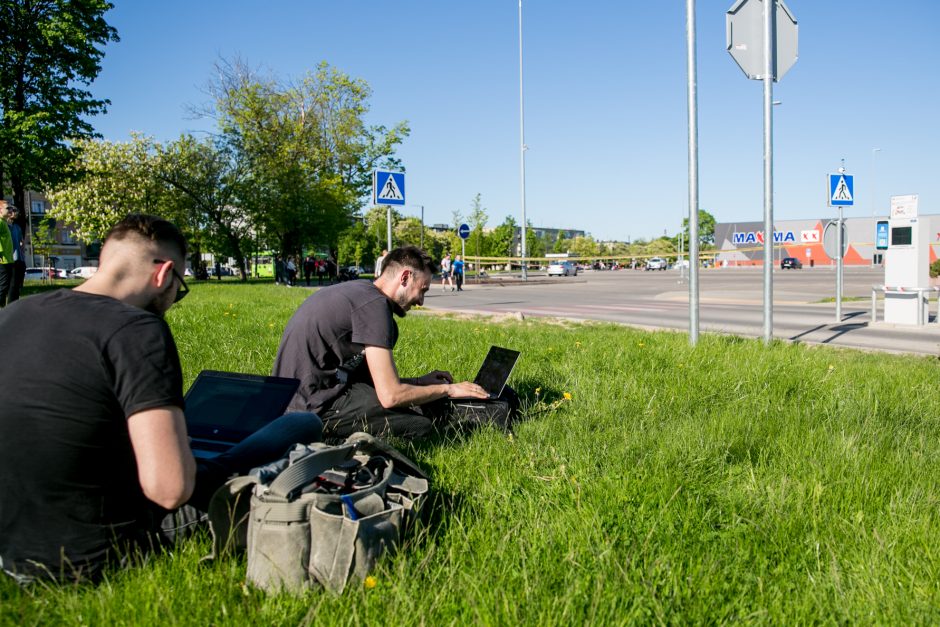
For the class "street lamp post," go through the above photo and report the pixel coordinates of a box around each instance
[871,148,881,266]
[518,0,528,281]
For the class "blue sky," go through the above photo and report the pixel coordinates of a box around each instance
[92,1,940,242]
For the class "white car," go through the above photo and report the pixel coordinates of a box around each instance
[68,266,99,279]
[645,257,668,271]
[24,267,67,281]
[547,260,578,277]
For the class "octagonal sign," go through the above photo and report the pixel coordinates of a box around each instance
[726,0,798,82]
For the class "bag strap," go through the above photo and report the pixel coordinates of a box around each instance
[345,432,428,479]
[267,443,356,499]
[204,475,259,560]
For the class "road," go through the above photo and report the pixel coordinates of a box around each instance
[422,266,940,356]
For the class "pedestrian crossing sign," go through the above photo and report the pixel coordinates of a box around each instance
[373,170,406,206]
[828,173,854,207]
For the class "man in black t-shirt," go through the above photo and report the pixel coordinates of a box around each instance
[273,246,491,439]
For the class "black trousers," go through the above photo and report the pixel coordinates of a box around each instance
[0,263,13,308]
[8,260,25,304]
[321,382,518,441]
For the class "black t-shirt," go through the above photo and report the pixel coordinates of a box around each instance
[0,290,184,580]
[273,280,400,414]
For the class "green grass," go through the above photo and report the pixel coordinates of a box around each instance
[4,281,940,624]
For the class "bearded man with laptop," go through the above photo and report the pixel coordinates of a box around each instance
[273,246,518,439]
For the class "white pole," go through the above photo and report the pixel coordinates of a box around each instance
[761,0,775,344]
[871,148,881,266]
[686,0,700,345]
[518,0,528,281]
[386,205,392,252]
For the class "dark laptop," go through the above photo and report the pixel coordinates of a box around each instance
[453,346,520,403]
[185,370,300,459]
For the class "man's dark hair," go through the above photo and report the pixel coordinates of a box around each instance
[382,246,437,276]
[105,214,188,259]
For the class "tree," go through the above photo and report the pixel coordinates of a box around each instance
[0,0,119,233]
[467,193,488,261]
[47,135,170,243]
[203,59,408,259]
[682,209,717,249]
[155,135,254,280]
[552,230,569,254]
[569,235,600,259]
[488,215,517,258]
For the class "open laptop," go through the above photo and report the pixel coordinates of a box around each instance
[453,346,520,402]
[185,370,300,459]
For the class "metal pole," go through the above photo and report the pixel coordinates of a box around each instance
[686,0,699,345]
[871,147,881,266]
[518,0,528,281]
[386,206,392,252]
[836,205,843,321]
[26,190,34,264]
[761,0,774,344]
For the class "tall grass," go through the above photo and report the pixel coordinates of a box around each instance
[3,281,940,624]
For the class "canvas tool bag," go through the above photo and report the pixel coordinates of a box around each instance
[205,432,429,594]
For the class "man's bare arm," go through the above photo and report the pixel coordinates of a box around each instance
[127,406,196,510]
[365,346,488,408]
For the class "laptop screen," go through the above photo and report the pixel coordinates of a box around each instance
[184,370,300,442]
[473,347,520,397]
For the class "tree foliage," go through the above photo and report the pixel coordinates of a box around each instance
[0,0,119,229]
[682,209,717,249]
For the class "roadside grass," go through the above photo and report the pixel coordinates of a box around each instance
[4,281,940,623]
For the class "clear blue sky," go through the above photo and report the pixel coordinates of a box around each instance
[91,1,940,242]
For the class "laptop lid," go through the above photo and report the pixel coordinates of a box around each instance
[472,346,520,398]
[184,370,300,446]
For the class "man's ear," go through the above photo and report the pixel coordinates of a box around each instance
[399,268,411,286]
[153,259,174,289]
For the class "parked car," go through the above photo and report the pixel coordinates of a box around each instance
[645,257,668,271]
[68,266,98,279]
[781,257,803,269]
[24,267,67,281]
[547,260,578,277]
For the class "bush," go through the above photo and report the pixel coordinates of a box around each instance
[930,259,940,279]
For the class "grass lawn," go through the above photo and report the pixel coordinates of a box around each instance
[3,280,940,624]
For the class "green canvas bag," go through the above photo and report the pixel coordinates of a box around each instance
[206,432,429,594]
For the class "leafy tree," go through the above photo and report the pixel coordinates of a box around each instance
[364,205,401,256]
[155,135,253,280]
[203,59,408,259]
[552,230,569,254]
[569,235,600,259]
[47,135,170,242]
[467,193,488,261]
[488,215,517,258]
[0,0,119,232]
[682,209,717,249]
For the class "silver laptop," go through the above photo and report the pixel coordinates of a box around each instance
[185,370,300,459]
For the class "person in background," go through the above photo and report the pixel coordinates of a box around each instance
[452,255,465,292]
[5,205,25,304]
[440,253,454,292]
[374,249,388,277]
[0,201,14,307]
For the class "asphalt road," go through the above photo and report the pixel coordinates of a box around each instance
[423,266,940,357]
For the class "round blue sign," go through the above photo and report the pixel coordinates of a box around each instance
[458,223,471,239]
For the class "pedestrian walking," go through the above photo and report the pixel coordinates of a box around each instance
[452,255,465,292]
[440,253,454,292]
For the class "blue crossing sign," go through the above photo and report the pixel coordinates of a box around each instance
[458,223,470,239]
[828,173,854,207]
[373,170,405,206]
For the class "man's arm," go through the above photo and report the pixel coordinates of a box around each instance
[365,346,488,408]
[127,406,196,510]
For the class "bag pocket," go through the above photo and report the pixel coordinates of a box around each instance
[246,498,313,592]
[308,496,403,594]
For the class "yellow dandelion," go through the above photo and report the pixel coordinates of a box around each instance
[268,323,275,328]
[828,364,835,371]
[364,576,377,589]
[223,312,230,316]
[575,341,582,348]
[563,392,572,401]
[638,342,645,347]
[535,387,541,395]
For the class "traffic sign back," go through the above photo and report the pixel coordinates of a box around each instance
[726,0,799,82]
[823,220,847,258]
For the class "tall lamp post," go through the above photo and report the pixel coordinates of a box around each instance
[871,148,881,266]
[518,0,528,280]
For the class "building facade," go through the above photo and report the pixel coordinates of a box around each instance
[715,215,940,267]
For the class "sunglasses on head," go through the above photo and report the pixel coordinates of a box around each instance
[153,259,189,303]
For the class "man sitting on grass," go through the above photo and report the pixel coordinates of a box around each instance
[0,214,322,584]
[273,246,516,440]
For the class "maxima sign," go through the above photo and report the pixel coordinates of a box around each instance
[732,230,796,245]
